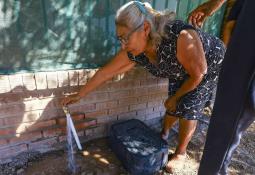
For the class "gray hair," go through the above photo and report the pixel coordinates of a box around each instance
[115,1,176,46]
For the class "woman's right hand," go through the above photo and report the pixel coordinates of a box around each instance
[61,94,81,106]
[188,0,224,28]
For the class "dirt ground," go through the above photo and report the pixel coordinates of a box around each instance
[1,120,255,175]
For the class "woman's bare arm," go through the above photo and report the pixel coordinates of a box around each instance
[61,50,136,106]
[174,29,207,99]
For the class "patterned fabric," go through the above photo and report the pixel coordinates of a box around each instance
[127,20,226,120]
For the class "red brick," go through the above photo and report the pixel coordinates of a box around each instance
[4,111,41,126]
[26,120,56,132]
[23,110,41,122]
[35,72,47,90]
[118,111,137,120]
[69,103,96,113]
[22,90,39,101]
[41,108,65,120]
[118,97,137,106]
[8,74,24,92]
[3,116,23,127]
[56,113,85,125]
[59,87,80,97]
[85,110,108,118]
[101,81,120,91]
[0,139,8,146]
[92,125,107,138]
[58,135,67,142]
[22,73,36,91]
[0,75,11,93]
[146,112,161,120]
[37,89,55,99]
[160,84,169,90]
[77,130,85,137]
[137,95,149,103]
[43,127,63,138]
[48,97,63,108]
[148,93,168,101]
[0,92,22,105]
[46,72,58,89]
[147,100,163,108]
[52,87,68,97]
[74,120,97,131]
[80,92,109,103]
[157,78,169,86]
[129,103,147,111]
[9,131,42,144]
[96,81,111,92]
[146,71,156,79]
[86,69,98,81]
[109,90,130,100]
[112,73,125,82]
[153,106,165,113]
[0,126,16,135]
[57,71,69,87]
[97,115,117,124]
[96,101,118,110]
[109,106,129,115]
[136,108,154,116]
[0,103,24,117]
[140,78,158,87]
[109,80,140,91]
[68,70,79,86]
[29,137,58,152]
[131,88,148,96]
[0,144,27,159]
[125,68,147,79]
[24,98,54,111]
[0,118,4,127]
[13,124,27,134]
[77,69,88,86]
[147,85,160,92]
[85,128,94,137]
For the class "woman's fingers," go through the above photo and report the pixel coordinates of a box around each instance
[61,97,68,107]
[61,94,80,107]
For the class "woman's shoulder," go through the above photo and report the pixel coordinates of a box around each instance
[165,19,196,35]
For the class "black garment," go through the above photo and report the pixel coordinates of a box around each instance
[128,20,225,120]
[227,0,244,21]
[198,0,255,174]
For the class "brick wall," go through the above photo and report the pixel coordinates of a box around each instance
[0,67,168,163]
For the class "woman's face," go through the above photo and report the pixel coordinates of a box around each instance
[116,22,150,56]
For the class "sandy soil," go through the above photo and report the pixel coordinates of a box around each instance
[1,121,254,175]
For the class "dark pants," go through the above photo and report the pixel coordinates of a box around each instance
[198,0,255,174]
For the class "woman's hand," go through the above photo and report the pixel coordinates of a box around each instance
[164,96,179,112]
[188,0,225,28]
[61,94,81,106]
[188,2,212,28]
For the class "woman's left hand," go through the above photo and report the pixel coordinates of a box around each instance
[164,96,179,112]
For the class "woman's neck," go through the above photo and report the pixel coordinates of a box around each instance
[144,41,156,55]
[144,40,158,64]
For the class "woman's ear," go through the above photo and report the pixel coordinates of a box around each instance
[143,21,151,37]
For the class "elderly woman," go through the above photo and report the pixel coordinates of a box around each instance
[62,1,225,172]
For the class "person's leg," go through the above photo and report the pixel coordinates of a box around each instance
[198,0,255,174]
[219,103,255,174]
[176,118,197,154]
[165,118,197,172]
[218,77,255,174]
[161,114,178,140]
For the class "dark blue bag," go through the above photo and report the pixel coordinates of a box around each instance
[109,119,168,175]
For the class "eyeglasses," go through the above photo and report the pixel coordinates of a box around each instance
[117,23,144,45]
